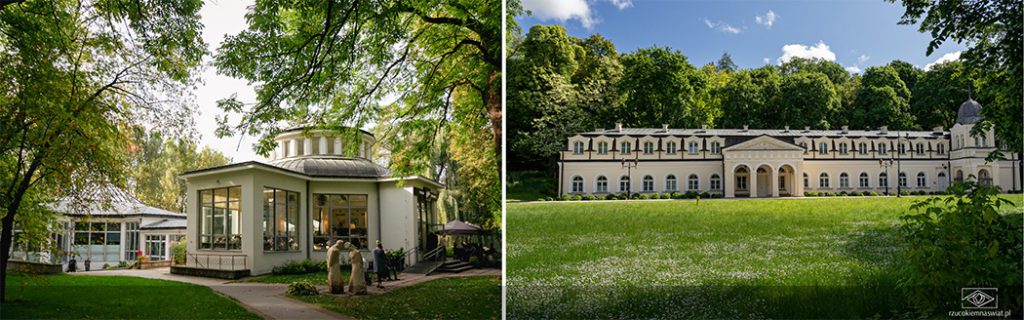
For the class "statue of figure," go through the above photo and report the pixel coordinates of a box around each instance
[326,240,344,294]
[346,241,367,294]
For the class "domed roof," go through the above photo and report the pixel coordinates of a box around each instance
[956,98,984,125]
[267,156,391,178]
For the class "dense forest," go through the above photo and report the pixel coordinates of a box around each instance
[507,25,992,172]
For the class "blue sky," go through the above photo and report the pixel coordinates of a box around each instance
[515,0,967,73]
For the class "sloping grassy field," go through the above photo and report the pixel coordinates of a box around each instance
[506,196,1023,319]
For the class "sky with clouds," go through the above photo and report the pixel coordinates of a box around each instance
[515,0,966,74]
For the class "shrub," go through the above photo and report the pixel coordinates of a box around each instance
[286,281,320,296]
[559,194,572,201]
[571,195,582,201]
[172,237,187,265]
[468,256,480,267]
[869,191,880,196]
[685,191,698,199]
[631,193,641,199]
[839,191,848,196]
[546,197,554,201]
[901,182,1023,313]
[538,198,547,201]
[660,193,671,199]
[604,194,617,200]
[618,193,630,200]
[671,192,683,199]
[273,259,326,275]
[899,190,909,196]
[102,263,111,270]
[699,192,710,199]
[583,195,596,201]
[638,194,649,200]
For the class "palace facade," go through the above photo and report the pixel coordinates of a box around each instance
[558,99,1022,198]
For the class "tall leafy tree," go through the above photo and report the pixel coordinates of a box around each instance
[618,47,710,128]
[890,0,1022,153]
[213,0,503,178]
[716,52,737,73]
[886,60,924,92]
[0,0,205,301]
[778,72,841,129]
[850,66,915,129]
[719,67,782,129]
[127,129,232,212]
[910,61,973,130]
[779,57,850,85]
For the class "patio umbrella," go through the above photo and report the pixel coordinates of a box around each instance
[436,220,482,235]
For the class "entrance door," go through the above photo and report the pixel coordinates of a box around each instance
[756,168,770,197]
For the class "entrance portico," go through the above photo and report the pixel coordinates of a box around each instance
[723,135,805,198]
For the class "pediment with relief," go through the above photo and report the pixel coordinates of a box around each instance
[722,135,805,152]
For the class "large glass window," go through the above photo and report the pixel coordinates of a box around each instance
[916,172,927,187]
[573,141,584,154]
[688,174,699,190]
[572,176,584,193]
[666,142,676,154]
[710,174,721,190]
[642,175,654,192]
[839,173,849,188]
[596,176,608,193]
[665,175,677,191]
[312,194,369,251]
[858,143,867,154]
[643,142,654,154]
[619,176,630,193]
[711,142,721,154]
[879,172,889,187]
[621,142,631,154]
[688,142,698,154]
[124,222,139,260]
[859,172,869,188]
[263,188,299,251]
[199,187,242,251]
[899,172,908,187]
[598,142,608,155]
[72,221,122,262]
[819,173,830,188]
[146,235,167,261]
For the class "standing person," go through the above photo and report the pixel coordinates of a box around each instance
[373,240,386,288]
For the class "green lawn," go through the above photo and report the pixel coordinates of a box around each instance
[2,272,260,319]
[295,276,501,320]
[507,195,1023,319]
[507,170,557,202]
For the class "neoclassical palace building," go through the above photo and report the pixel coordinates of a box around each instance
[558,99,1022,198]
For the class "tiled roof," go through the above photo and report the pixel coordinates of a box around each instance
[51,197,183,218]
[579,127,946,138]
[267,156,392,178]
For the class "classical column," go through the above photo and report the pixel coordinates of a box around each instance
[771,167,780,198]
[794,165,805,197]
[288,139,298,157]
[749,168,759,198]
[333,138,343,155]
[278,140,287,159]
[303,138,312,156]
[724,164,735,198]
[319,136,328,155]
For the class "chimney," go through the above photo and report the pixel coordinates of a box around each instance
[841,125,849,134]
[784,125,789,132]
[661,123,669,132]
[879,126,888,134]
[701,124,708,130]
[804,126,810,132]
[742,125,749,132]
[595,128,604,132]
[615,122,623,132]
[933,126,943,133]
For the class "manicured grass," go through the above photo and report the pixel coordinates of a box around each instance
[506,195,1023,319]
[296,276,501,320]
[2,272,260,319]
[243,270,348,285]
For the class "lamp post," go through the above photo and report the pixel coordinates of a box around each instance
[621,158,638,199]
[879,158,894,196]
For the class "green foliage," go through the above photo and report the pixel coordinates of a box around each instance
[272,259,327,275]
[910,61,974,130]
[287,280,320,296]
[637,194,649,200]
[298,276,500,320]
[128,129,231,212]
[901,182,1023,312]
[172,237,187,265]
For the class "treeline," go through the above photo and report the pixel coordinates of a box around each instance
[127,128,232,213]
[508,25,981,171]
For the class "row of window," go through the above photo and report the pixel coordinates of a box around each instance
[800,142,946,155]
[573,141,721,155]
[570,174,723,193]
[803,171,942,189]
[197,187,371,252]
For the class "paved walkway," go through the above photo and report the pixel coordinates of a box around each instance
[73,267,500,320]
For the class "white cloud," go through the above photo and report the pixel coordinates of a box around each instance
[925,51,961,70]
[857,54,869,63]
[704,19,742,34]
[609,0,633,10]
[845,66,862,74]
[763,57,770,64]
[521,0,633,28]
[777,41,836,64]
[522,0,597,28]
[755,10,776,28]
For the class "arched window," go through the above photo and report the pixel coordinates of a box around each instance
[916,143,924,154]
[819,173,830,188]
[665,175,677,191]
[710,174,721,190]
[978,169,991,186]
[642,175,655,192]
[643,141,654,154]
[666,142,677,154]
[956,170,964,182]
[688,174,699,190]
[973,136,979,147]
[736,167,749,191]
[879,172,888,187]
[572,176,584,193]
[879,144,887,154]
[937,143,945,155]
[916,172,926,187]
[711,142,721,154]
[839,143,848,154]
[621,142,632,154]
[858,143,867,155]
[839,173,849,188]
[898,172,907,187]
[573,141,585,154]
[619,175,631,193]
[859,172,869,187]
[597,141,608,155]
[803,173,809,188]
[596,176,608,193]
[981,136,987,147]
[819,143,828,155]
[688,141,699,154]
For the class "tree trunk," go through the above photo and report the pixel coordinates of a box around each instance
[0,159,41,303]
[486,71,502,178]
